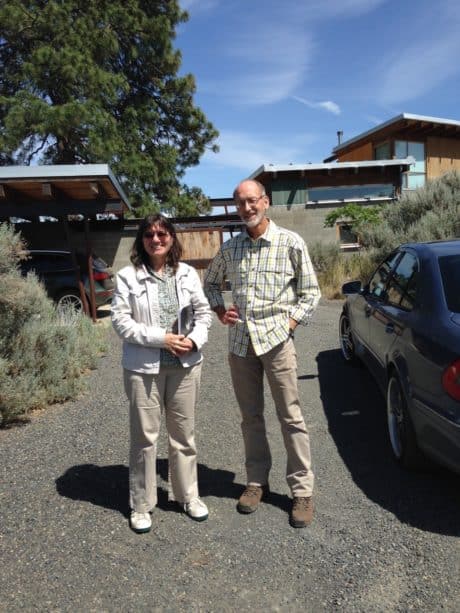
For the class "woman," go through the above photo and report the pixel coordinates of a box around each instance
[111,214,212,533]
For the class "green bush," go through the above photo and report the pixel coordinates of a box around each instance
[360,170,460,258]
[312,171,460,298]
[323,202,383,243]
[0,223,106,426]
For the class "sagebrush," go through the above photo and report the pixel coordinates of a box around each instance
[0,223,106,426]
[315,171,460,297]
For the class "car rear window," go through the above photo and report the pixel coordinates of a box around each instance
[438,255,460,313]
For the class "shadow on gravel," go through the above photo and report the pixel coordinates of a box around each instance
[56,464,130,515]
[56,460,292,515]
[317,348,460,537]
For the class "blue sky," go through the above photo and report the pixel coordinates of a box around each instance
[176,0,460,200]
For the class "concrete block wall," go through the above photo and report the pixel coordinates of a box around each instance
[268,204,337,246]
[111,229,137,272]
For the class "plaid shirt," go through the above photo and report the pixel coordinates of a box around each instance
[204,220,321,356]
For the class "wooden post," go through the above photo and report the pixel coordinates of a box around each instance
[63,217,90,315]
[84,218,97,322]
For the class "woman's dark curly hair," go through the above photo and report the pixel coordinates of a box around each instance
[131,214,183,271]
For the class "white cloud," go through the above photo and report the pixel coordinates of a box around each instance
[378,32,460,105]
[185,1,389,108]
[373,0,460,105]
[293,96,341,115]
[365,114,385,126]
[199,1,387,107]
[199,130,316,172]
[298,0,387,20]
[180,0,218,11]
[208,24,314,105]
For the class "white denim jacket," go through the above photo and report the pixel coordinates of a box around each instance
[111,262,212,374]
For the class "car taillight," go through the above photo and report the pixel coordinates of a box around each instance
[442,359,460,401]
[93,271,110,281]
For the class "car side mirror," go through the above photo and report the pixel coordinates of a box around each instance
[341,280,362,295]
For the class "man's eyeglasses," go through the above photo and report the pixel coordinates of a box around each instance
[235,195,265,207]
[143,231,170,240]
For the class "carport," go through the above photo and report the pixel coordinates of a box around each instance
[0,164,131,320]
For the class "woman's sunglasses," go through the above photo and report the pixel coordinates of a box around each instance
[143,231,170,240]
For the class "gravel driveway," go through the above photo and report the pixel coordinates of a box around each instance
[1,299,459,612]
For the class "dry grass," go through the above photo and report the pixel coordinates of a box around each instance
[311,242,376,299]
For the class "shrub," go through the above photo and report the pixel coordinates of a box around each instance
[360,170,460,258]
[0,222,27,274]
[311,171,460,298]
[0,223,106,426]
[324,202,382,228]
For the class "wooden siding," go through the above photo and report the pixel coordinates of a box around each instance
[337,142,373,162]
[426,136,460,179]
[177,228,223,282]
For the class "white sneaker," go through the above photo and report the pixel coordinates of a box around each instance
[183,497,208,522]
[130,511,152,533]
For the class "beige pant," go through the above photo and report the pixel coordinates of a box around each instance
[123,363,202,513]
[228,338,314,497]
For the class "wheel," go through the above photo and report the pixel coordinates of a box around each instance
[386,375,424,469]
[55,290,84,314]
[339,312,357,363]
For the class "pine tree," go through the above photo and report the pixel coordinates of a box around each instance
[0,0,218,214]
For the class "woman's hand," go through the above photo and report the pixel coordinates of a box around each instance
[164,333,195,356]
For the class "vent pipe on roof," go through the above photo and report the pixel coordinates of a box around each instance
[337,130,343,145]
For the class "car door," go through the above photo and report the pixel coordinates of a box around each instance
[348,251,401,368]
[368,251,419,388]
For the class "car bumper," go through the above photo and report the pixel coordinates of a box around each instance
[412,397,460,475]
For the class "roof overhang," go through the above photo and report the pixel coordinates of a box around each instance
[330,113,460,159]
[250,157,415,181]
[0,164,131,220]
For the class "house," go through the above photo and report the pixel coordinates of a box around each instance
[325,113,460,190]
[247,113,460,248]
[248,158,414,249]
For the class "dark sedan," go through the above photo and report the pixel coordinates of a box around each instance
[19,250,114,313]
[339,239,460,474]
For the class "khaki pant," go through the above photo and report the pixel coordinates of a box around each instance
[228,339,314,497]
[123,363,202,513]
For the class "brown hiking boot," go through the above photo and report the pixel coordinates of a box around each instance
[237,484,268,514]
[290,496,313,528]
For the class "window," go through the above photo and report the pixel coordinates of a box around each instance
[395,140,426,190]
[338,223,358,244]
[368,252,401,299]
[375,142,391,159]
[308,183,394,202]
[336,222,359,248]
[386,252,418,310]
[402,174,426,189]
[439,254,460,313]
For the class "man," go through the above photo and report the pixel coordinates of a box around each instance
[204,179,321,528]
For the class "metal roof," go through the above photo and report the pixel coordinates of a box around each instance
[0,164,131,220]
[249,157,415,179]
[332,113,460,154]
